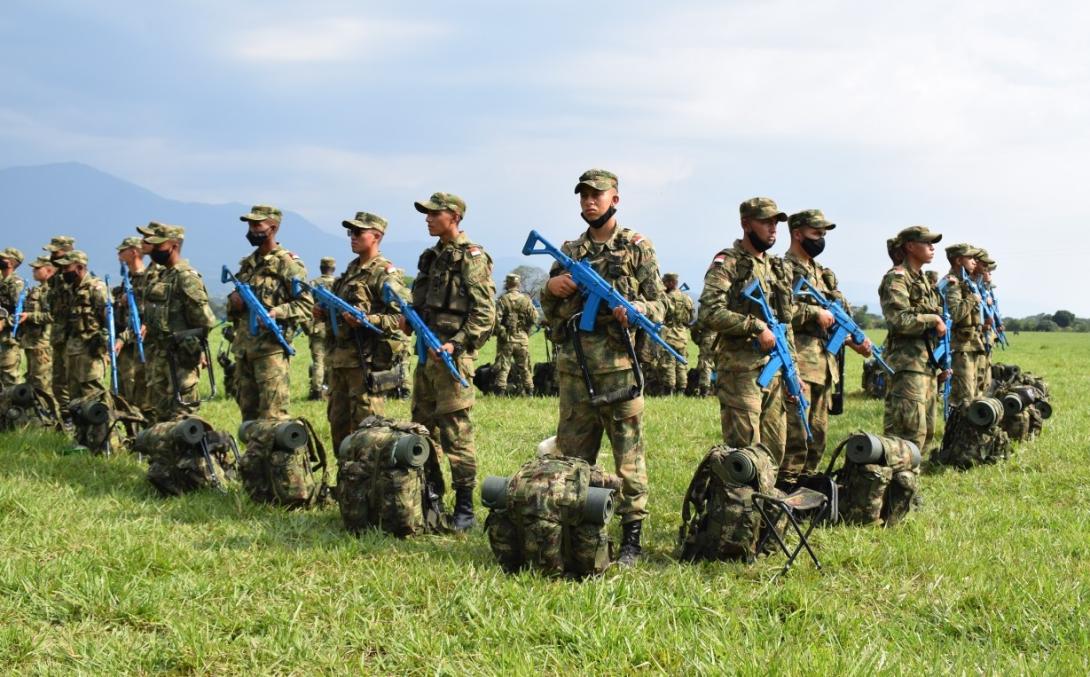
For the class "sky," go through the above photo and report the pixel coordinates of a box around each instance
[2,0,1088,315]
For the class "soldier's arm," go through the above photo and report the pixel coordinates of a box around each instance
[881,273,941,335]
[945,278,974,323]
[370,266,407,334]
[181,271,217,329]
[27,291,52,325]
[449,251,496,351]
[269,258,314,322]
[697,258,765,337]
[630,238,666,323]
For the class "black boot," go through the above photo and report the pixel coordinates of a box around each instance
[617,520,643,567]
[451,486,477,532]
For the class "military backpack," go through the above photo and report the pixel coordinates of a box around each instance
[934,400,1012,469]
[67,392,144,455]
[0,383,60,432]
[134,416,239,496]
[831,432,920,527]
[238,417,330,509]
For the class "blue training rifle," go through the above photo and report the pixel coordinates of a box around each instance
[221,265,295,356]
[934,277,955,418]
[382,282,469,388]
[120,263,145,363]
[291,278,382,338]
[792,277,893,375]
[10,288,27,339]
[104,275,120,394]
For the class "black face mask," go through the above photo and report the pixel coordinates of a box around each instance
[246,231,269,247]
[149,248,172,265]
[582,205,617,230]
[62,270,80,285]
[0,262,10,273]
[801,236,826,258]
[746,230,774,253]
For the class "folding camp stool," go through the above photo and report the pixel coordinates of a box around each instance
[753,484,833,576]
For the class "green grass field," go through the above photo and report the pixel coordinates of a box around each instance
[2,331,1088,674]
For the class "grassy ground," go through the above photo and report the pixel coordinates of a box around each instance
[1,331,1088,674]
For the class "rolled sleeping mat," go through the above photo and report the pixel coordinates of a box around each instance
[724,449,758,485]
[480,475,509,509]
[1001,387,1037,416]
[390,434,429,469]
[11,383,35,407]
[968,398,1004,427]
[273,420,308,450]
[238,420,258,443]
[172,417,206,445]
[846,432,885,465]
[1036,399,1053,420]
[582,486,615,525]
[901,439,922,470]
[77,400,110,425]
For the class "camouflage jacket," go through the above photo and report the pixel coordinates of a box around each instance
[495,289,537,344]
[46,274,72,345]
[879,264,955,373]
[306,273,336,338]
[65,273,110,356]
[786,251,845,385]
[229,244,313,354]
[539,225,666,375]
[941,269,984,352]
[0,273,25,343]
[411,232,496,355]
[143,260,216,346]
[112,266,150,346]
[326,254,406,369]
[661,288,694,348]
[17,283,51,348]
[697,240,796,373]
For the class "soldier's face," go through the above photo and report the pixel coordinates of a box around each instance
[964,257,977,274]
[579,187,618,220]
[349,227,380,254]
[33,266,53,282]
[0,259,11,276]
[743,217,778,246]
[906,241,934,263]
[425,210,458,237]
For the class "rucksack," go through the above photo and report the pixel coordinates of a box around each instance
[336,415,447,537]
[483,455,620,578]
[831,432,920,527]
[987,368,1051,443]
[66,392,145,455]
[933,400,1012,469]
[238,417,330,509]
[0,383,60,432]
[134,416,240,496]
[675,444,780,563]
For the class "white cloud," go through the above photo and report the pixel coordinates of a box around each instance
[230,17,446,64]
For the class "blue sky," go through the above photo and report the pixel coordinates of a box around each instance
[2,0,1087,315]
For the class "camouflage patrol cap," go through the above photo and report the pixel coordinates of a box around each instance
[977,248,996,270]
[945,243,980,259]
[574,169,619,193]
[663,272,679,282]
[136,221,166,237]
[342,211,388,233]
[414,192,466,216]
[740,197,788,222]
[116,236,145,251]
[240,204,282,224]
[42,236,75,253]
[145,225,185,244]
[320,257,336,268]
[29,256,54,269]
[0,247,24,264]
[53,250,89,266]
[788,209,837,231]
[895,225,942,245]
[505,273,520,288]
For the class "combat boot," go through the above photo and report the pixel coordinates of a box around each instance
[451,486,477,532]
[617,520,642,567]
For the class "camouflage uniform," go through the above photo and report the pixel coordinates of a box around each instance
[55,251,110,401]
[941,243,985,409]
[409,194,496,494]
[19,258,54,403]
[325,213,404,453]
[976,250,998,394]
[44,237,76,411]
[697,198,796,467]
[229,205,312,421]
[0,248,26,388]
[656,274,693,394]
[691,319,717,396]
[307,258,336,399]
[142,226,217,422]
[781,210,842,483]
[879,226,954,453]
[493,274,537,395]
[113,237,150,409]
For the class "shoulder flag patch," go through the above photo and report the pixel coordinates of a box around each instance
[632,234,645,244]
[712,254,726,266]
[386,265,397,274]
[468,247,482,257]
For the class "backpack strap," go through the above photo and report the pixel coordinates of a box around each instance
[822,436,853,476]
[299,417,331,503]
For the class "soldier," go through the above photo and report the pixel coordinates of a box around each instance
[43,236,76,413]
[53,250,110,401]
[781,210,873,487]
[697,197,796,466]
[942,243,985,409]
[976,250,999,394]
[307,257,336,400]
[657,272,693,395]
[0,248,26,387]
[324,212,403,453]
[539,169,665,566]
[228,205,313,421]
[113,236,149,408]
[17,257,57,410]
[879,226,953,453]
[691,318,717,396]
[492,273,537,395]
[142,225,217,421]
[405,192,496,531]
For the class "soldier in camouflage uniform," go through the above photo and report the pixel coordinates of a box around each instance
[781,210,874,486]
[975,250,998,394]
[0,248,26,387]
[18,257,57,410]
[228,205,313,421]
[656,272,693,395]
[879,226,954,454]
[941,243,985,409]
[493,273,537,395]
[405,192,496,531]
[142,225,217,421]
[697,197,797,467]
[539,169,666,566]
[307,257,336,400]
[691,319,717,396]
[43,236,76,413]
[324,212,404,454]
[113,236,149,409]
[54,250,110,401]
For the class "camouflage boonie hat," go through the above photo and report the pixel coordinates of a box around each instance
[0,247,24,264]
[414,192,466,216]
[42,236,75,253]
[574,169,619,193]
[54,250,89,266]
[240,204,282,224]
[342,211,388,233]
[505,273,520,287]
[788,209,836,231]
[945,243,980,259]
[740,197,788,222]
[320,257,336,268]
[116,236,145,251]
[895,225,942,245]
[29,256,54,269]
[145,225,185,244]
[136,221,166,237]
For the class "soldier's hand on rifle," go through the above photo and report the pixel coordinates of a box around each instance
[114,339,124,356]
[228,291,243,311]
[140,324,147,340]
[612,304,635,328]
[546,273,578,298]
[430,342,455,361]
[17,312,27,324]
[933,318,947,337]
[343,311,364,328]
[816,308,835,330]
[938,368,952,383]
[757,327,776,351]
[849,336,873,357]
[312,305,325,321]
[398,317,411,335]
[267,308,278,319]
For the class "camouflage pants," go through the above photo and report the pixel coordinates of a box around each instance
[25,344,58,412]
[51,337,69,412]
[145,343,200,422]
[65,347,106,401]
[976,352,992,394]
[656,342,688,394]
[884,369,935,453]
[0,338,20,388]
[328,365,385,456]
[781,378,831,483]
[412,352,477,490]
[556,369,649,524]
[308,332,327,395]
[950,350,980,409]
[493,338,532,394]
[235,348,291,421]
[696,349,715,393]
[716,368,786,468]
[117,343,147,411]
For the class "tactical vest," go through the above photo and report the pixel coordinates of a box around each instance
[67,276,108,347]
[238,418,330,508]
[16,285,50,346]
[328,256,400,371]
[711,247,795,356]
[234,247,305,345]
[415,239,492,346]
